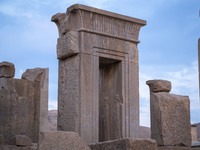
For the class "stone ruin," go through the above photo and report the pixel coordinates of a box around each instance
[0,61,48,149]
[146,80,191,148]
[51,4,146,144]
[0,4,199,150]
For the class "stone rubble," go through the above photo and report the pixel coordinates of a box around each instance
[15,135,32,146]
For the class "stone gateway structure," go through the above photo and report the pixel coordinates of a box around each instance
[51,4,146,143]
[1,4,198,150]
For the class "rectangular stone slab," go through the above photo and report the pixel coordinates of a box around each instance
[158,146,200,150]
[38,131,91,150]
[0,78,40,144]
[150,92,191,146]
[89,138,157,150]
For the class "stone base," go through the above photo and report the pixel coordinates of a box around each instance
[89,138,157,150]
[158,146,200,150]
[38,131,91,150]
[0,144,37,150]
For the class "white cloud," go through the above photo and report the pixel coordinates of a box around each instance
[48,100,57,110]
[139,61,200,127]
[14,69,24,79]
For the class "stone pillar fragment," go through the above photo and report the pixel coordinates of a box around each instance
[22,68,49,132]
[0,61,49,144]
[146,80,191,147]
[52,4,146,143]
[0,61,15,78]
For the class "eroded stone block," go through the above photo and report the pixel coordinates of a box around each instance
[158,146,200,150]
[0,145,22,150]
[22,68,49,133]
[146,80,171,93]
[89,138,157,150]
[38,131,91,150]
[0,77,40,144]
[57,31,79,59]
[30,143,38,150]
[191,125,198,142]
[0,61,15,78]
[22,68,46,82]
[15,135,32,146]
[0,66,49,144]
[147,80,191,147]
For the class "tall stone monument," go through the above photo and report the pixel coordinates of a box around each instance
[52,4,146,144]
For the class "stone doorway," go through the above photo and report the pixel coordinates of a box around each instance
[99,57,122,142]
[52,4,146,144]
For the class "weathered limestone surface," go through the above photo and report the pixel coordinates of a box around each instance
[158,146,200,150]
[191,125,198,142]
[147,80,191,147]
[0,62,49,144]
[0,144,38,150]
[57,56,80,132]
[52,4,146,143]
[38,131,91,150]
[0,61,15,78]
[196,123,200,141]
[0,77,40,144]
[22,68,49,132]
[138,126,151,139]
[89,138,157,150]
[146,80,171,93]
[48,110,57,131]
[15,135,32,146]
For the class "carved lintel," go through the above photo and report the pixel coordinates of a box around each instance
[78,28,140,43]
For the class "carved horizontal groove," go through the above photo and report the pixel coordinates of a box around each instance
[78,28,140,43]
[96,51,125,58]
[93,47,129,55]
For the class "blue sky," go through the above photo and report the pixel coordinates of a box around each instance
[0,0,199,127]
